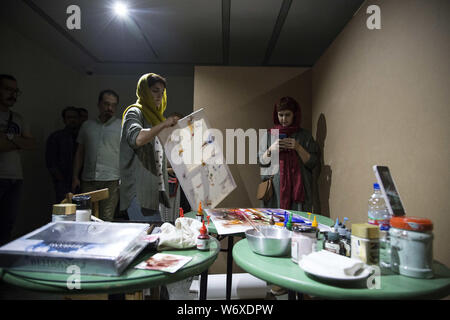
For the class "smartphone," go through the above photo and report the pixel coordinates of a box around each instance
[279,133,287,139]
[373,165,406,216]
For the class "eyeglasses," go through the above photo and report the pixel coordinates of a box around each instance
[2,86,22,96]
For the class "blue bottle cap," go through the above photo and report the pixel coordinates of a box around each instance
[373,183,380,189]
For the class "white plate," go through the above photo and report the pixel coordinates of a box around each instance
[299,260,374,281]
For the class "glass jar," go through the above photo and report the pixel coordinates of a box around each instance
[291,225,317,263]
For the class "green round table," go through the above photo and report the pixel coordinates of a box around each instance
[0,238,220,297]
[233,239,450,300]
[187,209,334,300]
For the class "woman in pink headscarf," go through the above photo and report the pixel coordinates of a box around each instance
[260,97,319,211]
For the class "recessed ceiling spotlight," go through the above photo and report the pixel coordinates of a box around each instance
[114,2,128,17]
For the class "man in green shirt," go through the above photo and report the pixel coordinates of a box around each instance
[72,90,121,221]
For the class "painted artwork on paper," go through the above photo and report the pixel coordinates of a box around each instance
[205,208,331,235]
[205,208,288,235]
[135,253,192,273]
[158,109,236,209]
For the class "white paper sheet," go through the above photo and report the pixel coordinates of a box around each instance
[158,109,237,209]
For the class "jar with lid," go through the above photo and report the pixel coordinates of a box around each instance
[323,231,343,255]
[351,223,379,265]
[291,225,318,263]
[389,216,433,279]
[72,195,92,222]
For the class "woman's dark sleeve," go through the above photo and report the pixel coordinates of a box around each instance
[123,107,156,174]
[123,108,144,150]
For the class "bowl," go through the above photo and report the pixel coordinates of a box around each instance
[245,226,292,257]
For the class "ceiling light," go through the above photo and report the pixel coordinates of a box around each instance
[114,2,128,17]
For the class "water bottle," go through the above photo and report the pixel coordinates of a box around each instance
[368,183,390,226]
[379,224,391,269]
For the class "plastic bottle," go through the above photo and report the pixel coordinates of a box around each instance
[343,217,349,228]
[283,211,289,228]
[196,201,203,222]
[286,213,293,231]
[333,217,340,232]
[197,220,210,251]
[379,224,391,269]
[368,183,390,227]
[311,216,318,228]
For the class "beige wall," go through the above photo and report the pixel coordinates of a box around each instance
[312,0,450,266]
[193,66,311,273]
[194,66,311,208]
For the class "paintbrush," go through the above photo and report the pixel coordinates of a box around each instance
[240,211,266,238]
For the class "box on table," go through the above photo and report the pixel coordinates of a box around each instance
[0,221,150,276]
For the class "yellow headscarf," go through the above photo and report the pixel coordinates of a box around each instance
[122,73,167,126]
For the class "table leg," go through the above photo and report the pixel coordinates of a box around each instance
[226,236,233,300]
[287,290,304,300]
[199,270,208,300]
[288,290,296,300]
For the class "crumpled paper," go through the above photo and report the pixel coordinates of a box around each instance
[157,217,203,250]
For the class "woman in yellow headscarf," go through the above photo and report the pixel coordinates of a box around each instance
[119,73,179,222]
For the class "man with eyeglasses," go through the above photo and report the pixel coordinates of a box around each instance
[0,74,36,245]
